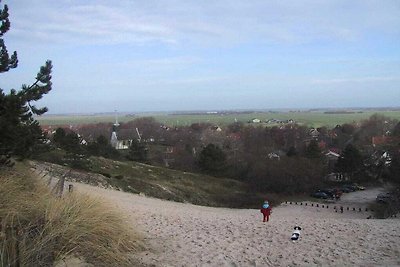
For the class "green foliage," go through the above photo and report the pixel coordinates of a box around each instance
[127,139,148,163]
[198,144,227,174]
[63,132,81,153]
[87,135,120,159]
[0,2,17,73]
[247,157,324,194]
[58,156,257,208]
[286,146,298,157]
[0,1,52,162]
[392,122,400,137]
[305,139,322,159]
[53,127,66,145]
[0,152,13,167]
[354,114,396,147]
[388,150,400,184]
[335,144,363,177]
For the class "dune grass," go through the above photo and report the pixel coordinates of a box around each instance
[0,163,142,266]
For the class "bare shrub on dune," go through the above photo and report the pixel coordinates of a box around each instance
[0,165,142,266]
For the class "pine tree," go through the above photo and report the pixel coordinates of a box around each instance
[198,144,226,174]
[0,2,17,73]
[305,139,322,159]
[128,139,148,163]
[0,0,52,163]
[335,144,363,177]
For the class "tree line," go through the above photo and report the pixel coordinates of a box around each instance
[40,113,400,194]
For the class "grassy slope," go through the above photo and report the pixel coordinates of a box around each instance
[35,153,264,208]
[90,157,259,207]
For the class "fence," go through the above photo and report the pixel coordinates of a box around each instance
[33,165,74,197]
[284,201,398,218]
[285,201,372,213]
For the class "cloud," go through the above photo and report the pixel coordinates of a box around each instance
[7,0,400,46]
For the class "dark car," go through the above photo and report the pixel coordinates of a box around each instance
[318,189,342,199]
[341,185,356,192]
[339,186,352,193]
[376,193,393,203]
[311,191,329,199]
[318,189,336,198]
[346,185,358,191]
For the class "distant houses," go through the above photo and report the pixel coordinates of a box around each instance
[266,118,295,124]
[113,139,132,150]
[325,150,340,170]
[249,118,261,123]
[248,118,296,124]
[267,150,286,160]
[309,128,320,138]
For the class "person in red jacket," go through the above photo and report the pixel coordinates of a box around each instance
[260,200,272,222]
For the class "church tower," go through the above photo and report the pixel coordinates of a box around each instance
[110,112,120,148]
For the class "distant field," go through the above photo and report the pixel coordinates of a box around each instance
[37,114,137,126]
[37,110,400,128]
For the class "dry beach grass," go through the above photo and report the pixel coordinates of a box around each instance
[0,164,142,266]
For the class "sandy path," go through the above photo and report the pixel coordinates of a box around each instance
[72,183,400,267]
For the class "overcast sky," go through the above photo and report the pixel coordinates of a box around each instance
[1,0,400,114]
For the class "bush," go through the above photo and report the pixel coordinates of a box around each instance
[0,164,142,266]
[247,157,325,194]
[198,144,227,175]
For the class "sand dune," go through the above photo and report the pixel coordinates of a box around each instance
[72,183,400,267]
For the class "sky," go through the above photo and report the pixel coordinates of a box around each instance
[1,0,400,114]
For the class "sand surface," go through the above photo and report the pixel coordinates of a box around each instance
[69,183,400,267]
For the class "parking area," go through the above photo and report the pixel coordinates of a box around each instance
[337,185,392,206]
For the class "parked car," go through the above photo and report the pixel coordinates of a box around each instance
[376,193,393,203]
[353,184,366,190]
[341,185,357,192]
[311,191,329,199]
[339,186,353,193]
[318,189,336,199]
